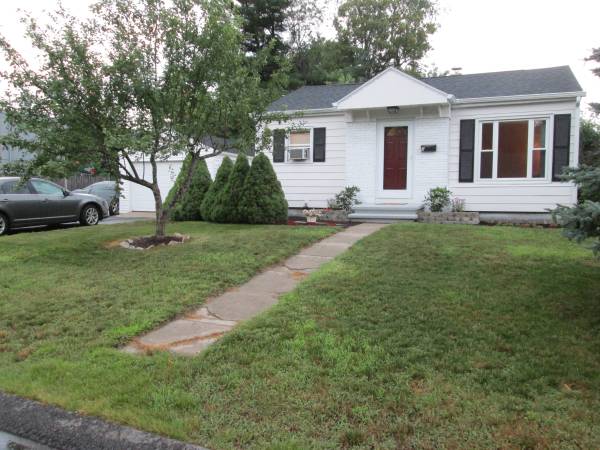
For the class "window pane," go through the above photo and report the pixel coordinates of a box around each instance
[498,121,528,178]
[480,152,493,178]
[534,120,546,148]
[1,180,30,194]
[31,180,63,196]
[290,130,310,146]
[532,149,546,178]
[482,123,493,150]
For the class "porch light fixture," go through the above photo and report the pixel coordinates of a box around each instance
[386,106,400,114]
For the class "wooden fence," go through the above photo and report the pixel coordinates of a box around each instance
[53,173,111,190]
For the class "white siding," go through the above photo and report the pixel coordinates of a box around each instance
[266,98,580,214]
[269,114,347,208]
[345,112,449,206]
[449,100,579,212]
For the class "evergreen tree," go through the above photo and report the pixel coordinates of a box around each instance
[554,47,600,257]
[164,156,212,221]
[240,153,288,224]
[201,156,233,222]
[213,152,251,223]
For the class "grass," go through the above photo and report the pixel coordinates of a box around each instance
[2,222,600,449]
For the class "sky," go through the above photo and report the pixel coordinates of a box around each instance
[1,0,599,114]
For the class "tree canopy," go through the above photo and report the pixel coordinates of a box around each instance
[0,0,283,236]
[334,0,438,79]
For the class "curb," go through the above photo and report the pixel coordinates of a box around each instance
[0,392,208,450]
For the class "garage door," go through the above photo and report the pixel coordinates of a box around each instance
[129,161,182,212]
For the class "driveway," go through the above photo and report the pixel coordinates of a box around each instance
[6,212,154,235]
[100,212,154,225]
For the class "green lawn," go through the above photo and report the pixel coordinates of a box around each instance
[2,223,600,449]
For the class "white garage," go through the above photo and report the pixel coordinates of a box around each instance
[120,153,240,213]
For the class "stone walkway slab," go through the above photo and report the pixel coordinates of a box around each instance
[124,223,387,356]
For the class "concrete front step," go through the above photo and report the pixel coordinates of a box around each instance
[349,212,417,221]
[349,204,419,222]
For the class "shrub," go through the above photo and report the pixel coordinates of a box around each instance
[164,156,212,221]
[562,165,600,202]
[424,187,451,212]
[201,156,233,222]
[239,153,288,224]
[451,197,466,212]
[554,165,600,257]
[212,152,250,223]
[329,186,361,213]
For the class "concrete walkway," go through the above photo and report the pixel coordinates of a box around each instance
[124,223,387,356]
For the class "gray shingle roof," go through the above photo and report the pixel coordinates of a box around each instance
[268,66,583,112]
[268,83,361,112]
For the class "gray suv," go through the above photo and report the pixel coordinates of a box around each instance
[0,177,110,236]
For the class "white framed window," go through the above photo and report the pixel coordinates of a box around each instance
[476,117,550,181]
[286,129,311,161]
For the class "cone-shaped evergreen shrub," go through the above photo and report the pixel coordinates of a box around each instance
[240,153,288,224]
[164,157,212,221]
[212,152,250,223]
[200,156,233,222]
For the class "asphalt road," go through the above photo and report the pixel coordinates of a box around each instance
[0,392,207,450]
[0,431,54,450]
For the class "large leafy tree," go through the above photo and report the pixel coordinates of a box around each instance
[0,0,283,237]
[238,0,324,83]
[289,38,358,88]
[334,0,438,79]
[587,47,600,115]
[580,118,600,167]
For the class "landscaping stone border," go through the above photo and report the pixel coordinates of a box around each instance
[0,391,208,450]
[417,211,480,225]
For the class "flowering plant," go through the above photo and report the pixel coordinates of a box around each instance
[303,208,322,218]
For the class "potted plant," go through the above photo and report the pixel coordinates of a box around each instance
[303,208,322,223]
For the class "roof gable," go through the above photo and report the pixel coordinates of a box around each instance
[334,67,451,110]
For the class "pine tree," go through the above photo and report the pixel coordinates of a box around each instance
[240,153,288,224]
[212,152,251,223]
[201,156,233,222]
[165,156,212,221]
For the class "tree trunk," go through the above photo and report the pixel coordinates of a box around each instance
[152,186,167,237]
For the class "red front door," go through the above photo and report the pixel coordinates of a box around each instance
[383,126,408,190]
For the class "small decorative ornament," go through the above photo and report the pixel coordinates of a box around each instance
[303,208,322,223]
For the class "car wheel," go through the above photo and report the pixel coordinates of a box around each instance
[80,205,100,226]
[109,198,119,216]
[0,213,9,236]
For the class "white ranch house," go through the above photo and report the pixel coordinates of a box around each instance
[120,66,584,222]
[266,66,584,221]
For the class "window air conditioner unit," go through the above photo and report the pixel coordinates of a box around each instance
[288,147,309,161]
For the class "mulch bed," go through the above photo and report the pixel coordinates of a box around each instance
[130,235,185,248]
[120,233,190,250]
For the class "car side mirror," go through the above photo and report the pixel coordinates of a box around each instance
[62,189,70,197]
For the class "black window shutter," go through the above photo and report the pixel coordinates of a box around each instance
[552,114,571,181]
[313,128,326,162]
[459,119,475,182]
[272,129,285,163]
